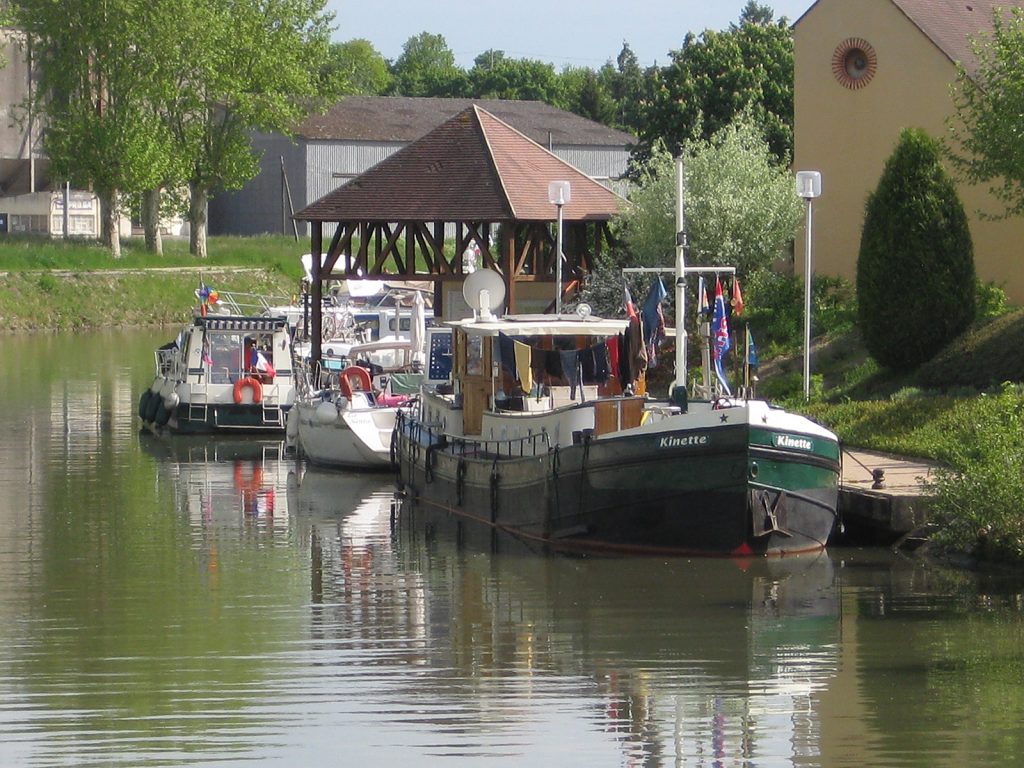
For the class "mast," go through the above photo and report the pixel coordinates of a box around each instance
[674,158,687,391]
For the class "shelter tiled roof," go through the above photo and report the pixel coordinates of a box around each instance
[295,95,635,147]
[295,106,625,224]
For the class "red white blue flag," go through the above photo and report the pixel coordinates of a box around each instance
[712,277,731,394]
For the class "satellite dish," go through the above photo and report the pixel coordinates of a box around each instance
[462,270,506,319]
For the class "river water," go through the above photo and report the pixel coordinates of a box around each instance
[0,328,1022,767]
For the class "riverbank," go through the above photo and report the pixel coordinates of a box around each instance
[0,267,296,332]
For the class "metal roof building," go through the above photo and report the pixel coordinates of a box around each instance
[209,96,635,237]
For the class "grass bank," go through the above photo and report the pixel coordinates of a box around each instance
[0,235,302,331]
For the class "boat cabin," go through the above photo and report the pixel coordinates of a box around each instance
[422,314,652,446]
[164,316,292,389]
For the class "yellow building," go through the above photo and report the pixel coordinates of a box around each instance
[794,0,1024,303]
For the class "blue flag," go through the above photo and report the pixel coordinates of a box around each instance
[712,277,731,395]
[747,327,759,369]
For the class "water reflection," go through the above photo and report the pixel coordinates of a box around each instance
[1,330,1024,766]
[140,434,291,534]
[389,510,840,765]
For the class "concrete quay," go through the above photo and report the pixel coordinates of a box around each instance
[835,448,939,544]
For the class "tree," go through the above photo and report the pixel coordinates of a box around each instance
[682,113,802,275]
[322,39,391,95]
[857,128,976,371]
[13,0,178,258]
[583,114,801,316]
[154,0,338,257]
[468,57,560,103]
[390,32,468,97]
[948,7,1024,217]
[641,7,793,165]
[560,66,617,125]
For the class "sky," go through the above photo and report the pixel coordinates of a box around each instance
[324,0,816,69]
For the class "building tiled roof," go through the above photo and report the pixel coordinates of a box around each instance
[295,95,635,147]
[893,0,1018,75]
[295,105,625,224]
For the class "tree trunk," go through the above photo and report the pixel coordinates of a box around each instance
[189,181,208,259]
[99,189,121,259]
[142,188,163,255]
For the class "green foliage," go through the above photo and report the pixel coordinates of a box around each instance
[857,128,977,371]
[948,8,1024,218]
[468,57,562,103]
[559,67,618,125]
[916,306,1024,391]
[641,8,793,164]
[744,272,857,356]
[13,0,178,213]
[611,115,801,278]
[924,384,1024,564]
[612,142,678,268]
[975,279,1010,320]
[389,32,469,97]
[683,113,803,274]
[323,39,392,95]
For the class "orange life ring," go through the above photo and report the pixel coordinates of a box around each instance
[338,366,373,399]
[233,461,264,492]
[233,375,263,404]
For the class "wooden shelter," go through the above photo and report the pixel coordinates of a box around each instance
[293,105,625,363]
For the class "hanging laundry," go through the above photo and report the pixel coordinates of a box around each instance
[513,340,533,393]
[642,278,668,367]
[560,349,581,400]
[497,332,517,380]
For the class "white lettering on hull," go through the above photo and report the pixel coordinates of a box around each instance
[659,434,709,448]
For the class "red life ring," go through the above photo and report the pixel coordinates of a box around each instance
[233,376,263,404]
[338,366,373,399]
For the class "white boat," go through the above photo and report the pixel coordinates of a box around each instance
[139,305,297,435]
[289,329,452,470]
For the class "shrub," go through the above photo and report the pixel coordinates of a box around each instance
[925,384,1024,564]
[857,128,976,371]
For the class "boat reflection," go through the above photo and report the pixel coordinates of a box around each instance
[286,465,425,639]
[138,433,291,533]
[385,518,839,765]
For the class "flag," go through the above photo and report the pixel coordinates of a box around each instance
[732,279,744,316]
[746,327,759,369]
[623,283,638,320]
[712,277,731,395]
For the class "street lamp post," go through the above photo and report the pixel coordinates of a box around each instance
[796,171,822,400]
[548,181,571,315]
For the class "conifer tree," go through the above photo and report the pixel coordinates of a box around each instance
[857,128,976,370]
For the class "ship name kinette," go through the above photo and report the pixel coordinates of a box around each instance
[659,434,709,448]
[775,434,814,451]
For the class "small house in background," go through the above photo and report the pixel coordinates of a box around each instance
[209,96,635,238]
[794,0,1024,303]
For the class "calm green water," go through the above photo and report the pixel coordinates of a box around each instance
[0,329,1022,767]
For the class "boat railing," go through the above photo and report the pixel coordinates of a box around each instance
[155,346,179,378]
[208,291,294,317]
[396,410,551,459]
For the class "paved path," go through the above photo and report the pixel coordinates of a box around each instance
[841,448,939,496]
